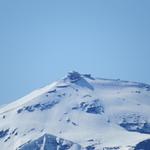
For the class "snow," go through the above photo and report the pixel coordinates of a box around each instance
[0,72,150,150]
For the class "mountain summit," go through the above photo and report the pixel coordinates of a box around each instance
[0,72,150,150]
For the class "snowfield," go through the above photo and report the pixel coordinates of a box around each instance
[0,71,150,150]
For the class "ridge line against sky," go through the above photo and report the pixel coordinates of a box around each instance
[0,0,150,105]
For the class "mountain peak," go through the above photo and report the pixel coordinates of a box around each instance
[63,71,94,90]
[1,73,150,150]
[66,71,94,82]
[67,71,82,82]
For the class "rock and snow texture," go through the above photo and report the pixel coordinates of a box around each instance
[17,134,82,150]
[0,71,150,150]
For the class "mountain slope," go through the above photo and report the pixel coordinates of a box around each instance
[0,71,150,150]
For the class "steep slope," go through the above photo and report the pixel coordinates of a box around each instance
[0,71,150,150]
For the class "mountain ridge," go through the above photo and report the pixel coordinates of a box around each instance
[0,71,150,150]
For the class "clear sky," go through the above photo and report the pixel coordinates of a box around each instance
[0,0,150,105]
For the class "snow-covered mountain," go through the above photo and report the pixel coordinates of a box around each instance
[0,71,150,150]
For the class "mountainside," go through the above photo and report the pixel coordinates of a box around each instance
[0,71,150,150]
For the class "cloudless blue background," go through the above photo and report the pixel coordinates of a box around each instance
[0,0,150,105]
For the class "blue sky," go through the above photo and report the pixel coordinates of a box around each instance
[0,0,150,105]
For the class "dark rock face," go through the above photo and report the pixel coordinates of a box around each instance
[67,71,82,83]
[119,114,150,134]
[86,145,95,150]
[65,71,94,90]
[134,139,150,150]
[17,134,82,150]
[17,100,59,114]
[72,99,104,115]
[0,129,9,138]
[120,122,150,134]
